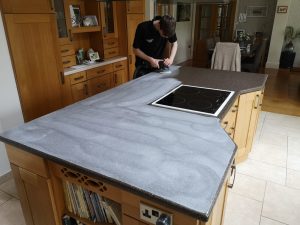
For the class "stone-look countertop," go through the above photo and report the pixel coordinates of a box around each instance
[0,66,267,221]
[64,56,127,76]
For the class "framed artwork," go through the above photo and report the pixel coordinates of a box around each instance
[277,6,288,13]
[236,29,245,39]
[247,6,268,17]
[69,5,81,27]
[177,2,191,22]
[83,16,98,27]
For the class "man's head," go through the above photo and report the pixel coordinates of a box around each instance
[159,15,176,38]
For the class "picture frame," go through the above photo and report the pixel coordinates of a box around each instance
[236,29,245,39]
[177,2,191,22]
[277,6,288,13]
[88,52,100,61]
[69,5,81,27]
[83,15,98,27]
[246,6,268,17]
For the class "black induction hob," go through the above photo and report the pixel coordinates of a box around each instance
[151,85,235,117]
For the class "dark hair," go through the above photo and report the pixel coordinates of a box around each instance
[159,15,176,37]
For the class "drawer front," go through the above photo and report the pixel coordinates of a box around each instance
[62,55,76,68]
[60,44,75,57]
[103,38,119,49]
[88,73,112,95]
[69,71,87,85]
[104,47,119,59]
[86,64,113,80]
[113,60,126,71]
[71,82,89,102]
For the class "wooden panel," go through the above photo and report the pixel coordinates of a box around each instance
[123,215,148,225]
[126,0,145,14]
[126,14,144,80]
[113,60,126,71]
[60,44,75,57]
[86,64,113,80]
[4,14,63,122]
[114,69,127,87]
[71,81,89,102]
[69,71,87,85]
[87,73,113,95]
[6,144,49,178]
[103,38,119,49]
[62,55,76,68]
[122,191,199,225]
[104,47,119,59]
[0,0,53,13]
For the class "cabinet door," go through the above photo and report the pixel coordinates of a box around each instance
[100,1,118,39]
[0,0,54,13]
[5,14,63,122]
[88,73,113,95]
[114,70,127,87]
[71,82,89,102]
[126,0,145,14]
[11,164,57,225]
[234,91,261,163]
[127,14,144,80]
[53,0,71,45]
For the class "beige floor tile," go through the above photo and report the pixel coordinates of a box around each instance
[260,217,287,225]
[0,198,26,225]
[286,169,300,190]
[262,182,300,225]
[0,190,12,206]
[223,191,262,225]
[265,113,300,128]
[259,131,287,148]
[231,173,266,202]
[288,137,300,156]
[0,179,18,199]
[237,159,286,185]
[287,154,300,172]
[249,143,287,167]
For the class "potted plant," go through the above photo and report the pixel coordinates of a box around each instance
[280,26,300,69]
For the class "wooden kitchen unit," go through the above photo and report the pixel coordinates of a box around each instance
[6,144,235,225]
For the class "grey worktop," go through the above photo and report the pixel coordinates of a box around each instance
[0,66,267,221]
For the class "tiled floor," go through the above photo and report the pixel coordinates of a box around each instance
[0,111,299,225]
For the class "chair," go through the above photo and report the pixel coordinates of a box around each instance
[211,42,241,72]
[241,38,268,73]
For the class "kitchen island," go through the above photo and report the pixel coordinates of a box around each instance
[0,66,267,225]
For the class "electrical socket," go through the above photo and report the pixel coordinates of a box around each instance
[140,203,172,225]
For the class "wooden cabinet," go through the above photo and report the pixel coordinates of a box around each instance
[4,14,63,122]
[6,145,57,225]
[100,1,118,39]
[0,0,54,13]
[221,98,239,139]
[127,14,144,80]
[126,0,145,14]
[88,73,113,95]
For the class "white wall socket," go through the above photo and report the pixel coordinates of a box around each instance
[140,203,173,225]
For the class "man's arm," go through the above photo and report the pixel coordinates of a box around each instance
[133,48,160,68]
[164,41,178,66]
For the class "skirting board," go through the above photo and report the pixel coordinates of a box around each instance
[0,171,12,185]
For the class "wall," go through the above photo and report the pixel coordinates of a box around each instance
[286,0,300,67]
[266,0,291,68]
[235,0,277,38]
[0,11,24,178]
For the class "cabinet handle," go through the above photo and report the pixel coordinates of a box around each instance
[223,121,228,129]
[63,60,71,64]
[49,0,54,10]
[129,55,132,64]
[97,70,105,74]
[108,42,115,45]
[97,83,106,88]
[68,29,73,42]
[228,161,236,189]
[74,76,84,81]
[109,51,116,54]
[84,84,88,95]
[254,94,260,109]
[115,64,122,68]
[231,109,237,113]
[61,49,70,53]
[60,71,65,84]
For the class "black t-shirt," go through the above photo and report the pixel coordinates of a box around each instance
[133,18,177,67]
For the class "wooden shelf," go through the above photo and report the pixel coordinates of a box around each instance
[71,26,101,34]
[64,211,112,225]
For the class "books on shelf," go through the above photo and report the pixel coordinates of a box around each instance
[62,180,122,225]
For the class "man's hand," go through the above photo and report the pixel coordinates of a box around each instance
[149,57,160,68]
[163,58,173,67]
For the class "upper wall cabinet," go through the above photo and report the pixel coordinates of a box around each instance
[100,1,118,39]
[126,0,145,14]
[0,0,54,13]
